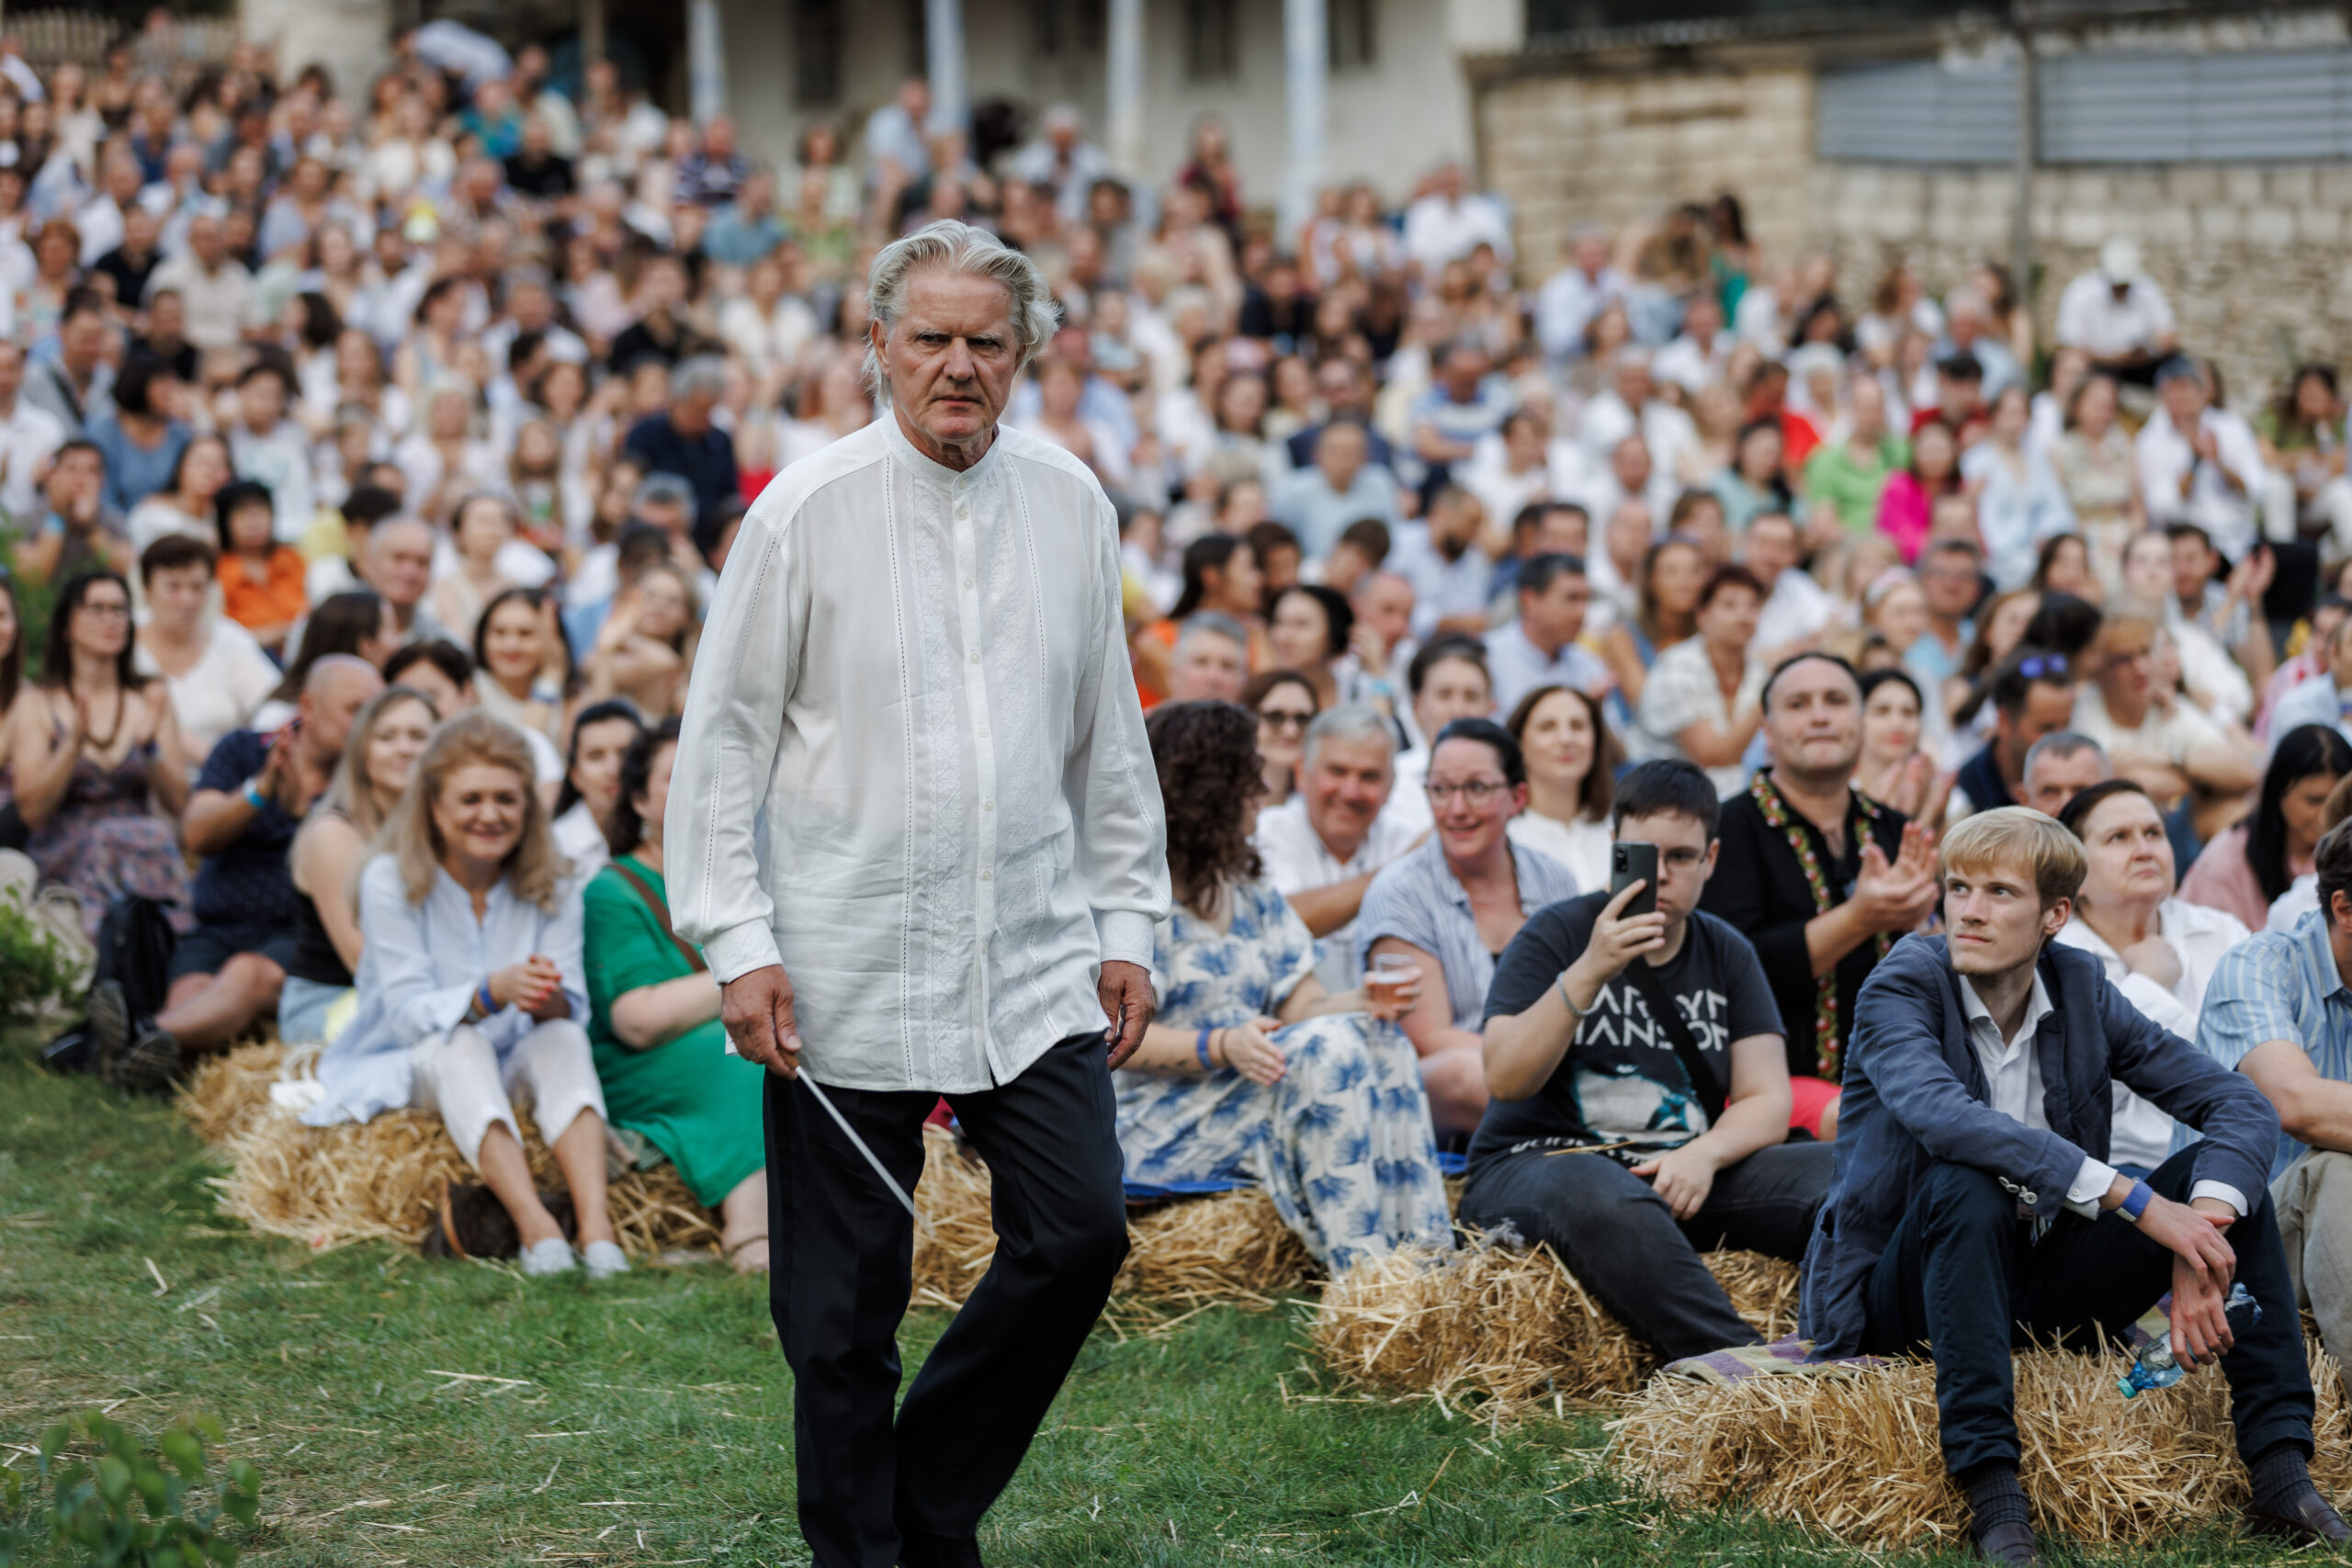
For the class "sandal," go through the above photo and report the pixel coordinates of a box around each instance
[727,1232,770,1275]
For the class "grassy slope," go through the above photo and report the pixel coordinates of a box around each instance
[0,1044,2318,1567]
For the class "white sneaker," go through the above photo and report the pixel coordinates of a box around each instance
[582,1240,630,1280]
[519,1237,577,1276]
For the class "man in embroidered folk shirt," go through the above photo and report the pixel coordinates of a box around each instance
[1463,760,1833,1363]
[1700,654,1940,1139]
[668,222,1170,1568]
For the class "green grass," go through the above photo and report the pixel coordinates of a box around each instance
[0,1041,2324,1566]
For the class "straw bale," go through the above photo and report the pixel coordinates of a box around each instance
[908,1127,1319,1312]
[1609,1337,2352,1549]
[194,1044,722,1258]
[1309,1234,1797,1415]
[178,1041,294,1146]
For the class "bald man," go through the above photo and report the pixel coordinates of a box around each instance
[89,656,384,1090]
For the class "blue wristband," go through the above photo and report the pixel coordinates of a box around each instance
[478,983,498,1017]
[1195,1027,1214,1069]
[2119,1179,2154,1223]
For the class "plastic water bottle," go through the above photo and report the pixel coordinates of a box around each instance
[2118,1284,2261,1398]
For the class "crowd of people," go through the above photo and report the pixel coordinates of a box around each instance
[16,19,2352,1560]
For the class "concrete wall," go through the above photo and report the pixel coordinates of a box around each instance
[1479,58,2352,406]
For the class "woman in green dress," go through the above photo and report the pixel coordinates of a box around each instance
[582,718,772,1272]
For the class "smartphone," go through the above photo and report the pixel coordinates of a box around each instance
[1611,842,1658,918]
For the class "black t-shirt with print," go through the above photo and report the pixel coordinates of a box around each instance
[1468,890,1785,1169]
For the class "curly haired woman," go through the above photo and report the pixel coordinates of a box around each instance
[1116,700,1453,1271]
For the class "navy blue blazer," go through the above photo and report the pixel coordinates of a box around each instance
[1797,934,2279,1358]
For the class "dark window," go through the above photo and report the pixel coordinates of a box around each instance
[794,0,843,106]
[1329,0,1376,69]
[906,0,930,79]
[1183,0,1239,82]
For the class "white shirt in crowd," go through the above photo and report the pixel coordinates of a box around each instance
[2067,683,2226,772]
[667,417,1170,1095]
[2134,405,2268,562]
[1959,970,2245,1215]
[2264,670,2352,750]
[2269,874,2320,933]
[1629,638,1766,798]
[1754,568,1836,654]
[1506,809,1608,896]
[1387,521,1493,642]
[1398,191,1512,276]
[131,618,279,772]
[2054,271,2177,362]
[2053,897,2250,1170]
[1252,795,1420,994]
[0,394,63,521]
[1533,264,1632,366]
[550,799,610,882]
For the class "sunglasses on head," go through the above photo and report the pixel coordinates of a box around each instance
[2015,654,2067,679]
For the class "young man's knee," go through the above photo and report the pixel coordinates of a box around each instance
[1915,1161,2015,1226]
[221,952,287,1004]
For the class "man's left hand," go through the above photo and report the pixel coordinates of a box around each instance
[1630,1142,1722,1221]
[1099,960,1154,1069]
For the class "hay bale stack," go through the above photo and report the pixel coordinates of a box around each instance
[178,1041,293,1145]
[906,1128,1316,1312]
[1310,1235,1796,1413]
[210,1103,724,1258]
[1609,1337,2352,1548]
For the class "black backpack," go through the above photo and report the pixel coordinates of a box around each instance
[92,895,179,1021]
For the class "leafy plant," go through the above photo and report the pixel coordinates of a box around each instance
[0,1411,261,1567]
[0,897,84,1024]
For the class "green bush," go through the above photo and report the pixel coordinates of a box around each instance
[0,1411,261,1567]
[0,894,85,1023]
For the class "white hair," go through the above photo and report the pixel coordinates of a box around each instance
[861,220,1061,398]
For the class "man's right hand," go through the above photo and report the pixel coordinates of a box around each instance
[721,964,803,1077]
[1852,821,1940,934]
[2134,1190,2238,1359]
[1570,879,1666,991]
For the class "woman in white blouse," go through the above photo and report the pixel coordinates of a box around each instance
[303,712,628,1280]
[549,700,645,880]
[1503,682,1616,893]
[130,536,279,775]
[2053,779,2249,1172]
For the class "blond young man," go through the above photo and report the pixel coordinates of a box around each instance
[1801,808,2335,1563]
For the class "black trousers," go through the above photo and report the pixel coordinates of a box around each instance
[1456,1142,1834,1362]
[1860,1145,2314,1476]
[764,1032,1129,1568]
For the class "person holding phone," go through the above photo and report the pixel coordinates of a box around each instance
[1464,760,1833,1364]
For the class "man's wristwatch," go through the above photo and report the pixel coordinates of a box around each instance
[2117,1179,2155,1224]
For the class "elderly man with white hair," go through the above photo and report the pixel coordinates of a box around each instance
[1577,345,1700,482]
[669,220,1170,1568]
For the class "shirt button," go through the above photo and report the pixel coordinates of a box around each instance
[964,579,974,590]
[968,651,980,665]
[980,870,992,881]
[983,800,994,811]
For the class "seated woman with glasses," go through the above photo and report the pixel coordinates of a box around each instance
[1242,669,1319,807]
[7,569,192,941]
[1114,701,1451,1271]
[1355,717,1580,1140]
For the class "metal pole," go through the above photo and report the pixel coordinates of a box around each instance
[1282,0,1327,246]
[687,0,724,127]
[1107,0,1146,181]
[926,0,968,136]
[2011,13,2035,315]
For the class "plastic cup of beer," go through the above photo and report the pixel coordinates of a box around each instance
[1368,953,1418,1010]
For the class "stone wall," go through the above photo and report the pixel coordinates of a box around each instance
[1480,61,2352,406]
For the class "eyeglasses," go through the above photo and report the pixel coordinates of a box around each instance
[77,601,130,619]
[1258,710,1313,733]
[1425,780,1510,806]
[2015,654,2068,679]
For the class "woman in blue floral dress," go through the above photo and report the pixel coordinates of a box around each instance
[1119,701,1453,1271]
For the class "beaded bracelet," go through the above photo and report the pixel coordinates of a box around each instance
[1195,1026,1214,1069]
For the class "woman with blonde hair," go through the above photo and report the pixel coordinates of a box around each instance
[303,711,626,1280]
[279,684,439,1043]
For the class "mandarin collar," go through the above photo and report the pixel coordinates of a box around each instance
[885,409,1004,492]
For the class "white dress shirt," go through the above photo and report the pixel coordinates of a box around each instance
[1960,968,2245,1214]
[1252,795,1421,993]
[2135,407,2269,561]
[2054,898,2251,1170]
[2055,272,2177,361]
[667,417,1170,1093]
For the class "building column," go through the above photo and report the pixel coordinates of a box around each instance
[687,0,724,124]
[926,0,968,134]
[580,0,605,70]
[1282,0,1327,245]
[1106,0,1146,181]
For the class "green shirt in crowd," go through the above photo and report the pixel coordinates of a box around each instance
[1803,434,1911,535]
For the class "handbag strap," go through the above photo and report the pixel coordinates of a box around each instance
[1622,955,1727,1127]
[608,859,707,975]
